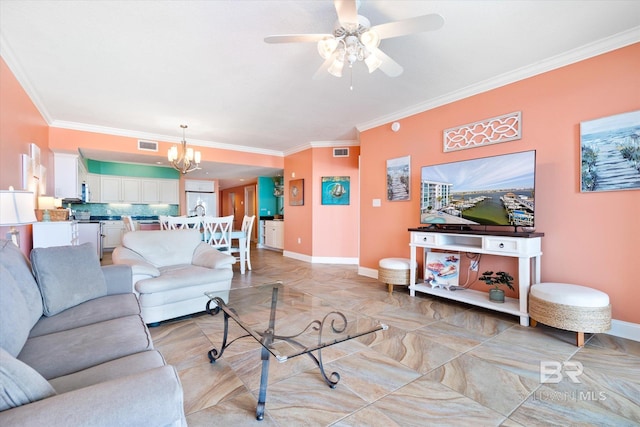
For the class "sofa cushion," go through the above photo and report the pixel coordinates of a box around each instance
[0,240,43,327]
[18,315,153,380]
[30,243,107,316]
[29,293,141,338]
[121,229,201,267]
[0,347,56,411]
[49,350,166,394]
[0,266,32,357]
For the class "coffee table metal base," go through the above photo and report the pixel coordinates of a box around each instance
[205,286,378,421]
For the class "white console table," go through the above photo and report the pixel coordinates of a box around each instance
[408,229,543,326]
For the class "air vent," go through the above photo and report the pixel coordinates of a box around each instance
[333,148,349,157]
[138,140,158,152]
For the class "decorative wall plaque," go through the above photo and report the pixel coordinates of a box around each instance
[443,111,522,152]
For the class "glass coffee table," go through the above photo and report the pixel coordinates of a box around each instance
[204,282,387,420]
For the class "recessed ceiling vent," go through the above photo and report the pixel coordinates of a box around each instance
[333,148,349,157]
[138,140,158,152]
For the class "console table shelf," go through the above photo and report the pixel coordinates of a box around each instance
[408,229,543,326]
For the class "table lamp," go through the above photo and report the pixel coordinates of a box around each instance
[0,187,37,247]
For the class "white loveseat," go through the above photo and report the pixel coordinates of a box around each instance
[112,229,235,324]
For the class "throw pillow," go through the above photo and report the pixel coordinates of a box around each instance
[0,347,57,411]
[0,265,32,357]
[30,243,107,316]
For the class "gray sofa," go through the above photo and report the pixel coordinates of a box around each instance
[0,239,186,426]
[112,229,235,324]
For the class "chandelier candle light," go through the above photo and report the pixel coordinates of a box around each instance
[168,125,201,174]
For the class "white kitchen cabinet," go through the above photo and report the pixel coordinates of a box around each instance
[54,153,80,199]
[101,176,141,203]
[102,220,125,248]
[141,179,179,204]
[184,180,215,192]
[33,221,79,248]
[264,220,284,250]
[86,173,101,202]
[141,179,159,203]
[158,179,179,203]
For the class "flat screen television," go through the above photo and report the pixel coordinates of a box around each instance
[420,150,536,231]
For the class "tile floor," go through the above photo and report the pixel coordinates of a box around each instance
[105,248,640,426]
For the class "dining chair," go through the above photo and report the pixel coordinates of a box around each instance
[230,215,255,271]
[201,215,234,251]
[158,215,170,230]
[123,215,136,232]
[166,216,201,230]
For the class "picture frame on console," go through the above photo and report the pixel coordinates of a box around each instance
[580,110,640,193]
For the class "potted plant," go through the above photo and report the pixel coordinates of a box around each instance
[479,271,514,303]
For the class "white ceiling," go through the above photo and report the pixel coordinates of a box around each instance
[1,1,639,188]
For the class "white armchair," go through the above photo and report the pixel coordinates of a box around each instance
[112,229,235,324]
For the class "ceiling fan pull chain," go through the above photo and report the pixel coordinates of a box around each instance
[350,65,354,91]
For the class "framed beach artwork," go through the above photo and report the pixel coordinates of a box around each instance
[321,176,350,205]
[386,155,410,201]
[580,110,640,192]
[289,179,304,206]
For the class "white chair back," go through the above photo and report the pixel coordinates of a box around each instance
[166,216,202,230]
[159,215,170,230]
[123,215,136,232]
[201,215,234,250]
[230,215,256,270]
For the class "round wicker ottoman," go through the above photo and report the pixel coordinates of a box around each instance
[378,258,415,294]
[529,283,611,347]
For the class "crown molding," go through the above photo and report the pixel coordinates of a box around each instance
[356,27,640,133]
[0,34,53,124]
[283,140,360,156]
[49,120,284,157]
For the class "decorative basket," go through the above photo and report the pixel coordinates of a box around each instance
[35,209,69,222]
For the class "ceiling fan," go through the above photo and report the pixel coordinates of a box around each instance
[264,0,444,80]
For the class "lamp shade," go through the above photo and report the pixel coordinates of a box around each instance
[0,190,37,226]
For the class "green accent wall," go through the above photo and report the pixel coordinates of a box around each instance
[258,177,276,216]
[87,159,180,179]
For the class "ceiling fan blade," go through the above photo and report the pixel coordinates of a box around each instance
[264,34,331,44]
[373,49,403,77]
[334,0,358,26]
[312,53,337,80]
[371,13,444,40]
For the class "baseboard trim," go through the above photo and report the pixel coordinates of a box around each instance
[283,251,358,264]
[358,266,378,279]
[607,319,640,342]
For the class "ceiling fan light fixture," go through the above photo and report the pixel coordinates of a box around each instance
[317,36,338,59]
[360,30,379,49]
[365,53,382,73]
[328,57,344,77]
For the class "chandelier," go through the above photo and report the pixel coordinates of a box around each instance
[168,125,201,174]
[316,15,382,79]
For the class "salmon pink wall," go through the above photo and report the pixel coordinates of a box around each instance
[311,146,360,258]
[284,149,314,255]
[359,44,640,324]
[0,58,49,254]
